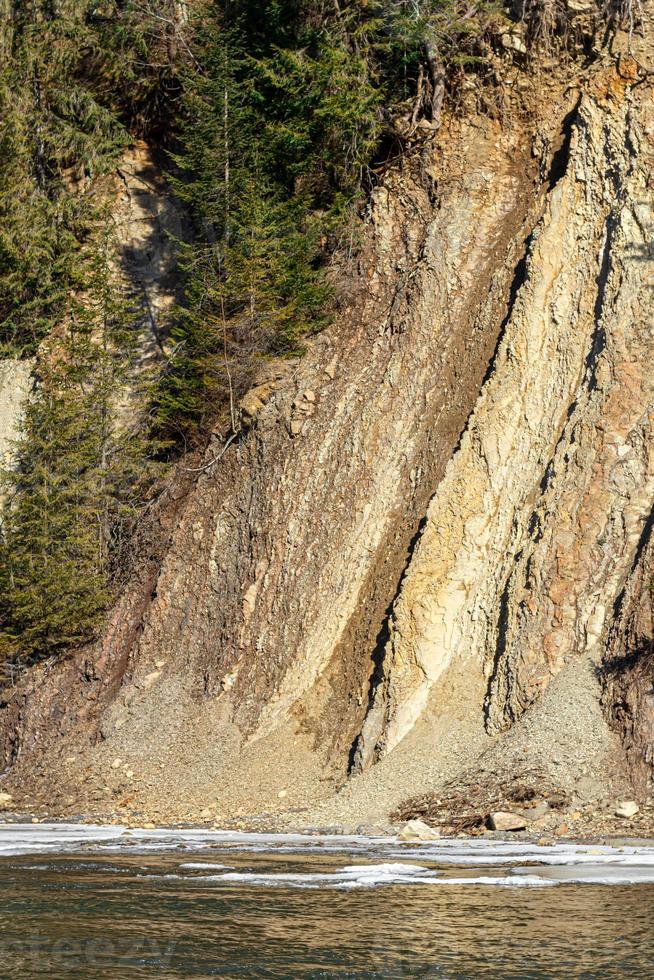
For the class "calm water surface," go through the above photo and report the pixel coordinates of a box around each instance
[0,826,653,978]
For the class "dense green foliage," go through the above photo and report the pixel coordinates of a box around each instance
[0,225,158,674]
[0,5,119,354]
[154,7,375,439]
[0,0,184,356]
[0,0,175,675]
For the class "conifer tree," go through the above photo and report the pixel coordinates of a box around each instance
[154,0,379,443]
[0,0,128,354]
[0,224,157,675]
[0,365,110,671]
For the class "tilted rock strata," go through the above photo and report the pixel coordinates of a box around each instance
[89,113,540,753]
[356,87,654,767]
[603,533,654,797]
[0,106,544,803]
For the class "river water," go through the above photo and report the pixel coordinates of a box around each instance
[1,824,653,978]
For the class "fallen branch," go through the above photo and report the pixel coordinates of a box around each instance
[182,430,240,474]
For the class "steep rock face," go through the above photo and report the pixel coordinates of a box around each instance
[355,74,654,768]
[2,37,654,819]
[84,109,540,764]
[603,535,654,797]
[0,104,544,806]
[0,359,32,487]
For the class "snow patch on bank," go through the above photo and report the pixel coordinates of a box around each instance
[1,825,654,886]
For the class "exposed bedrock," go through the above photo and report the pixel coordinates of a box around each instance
[0,359,32,482]
[602,529,654,798]
[355,82,654,769]
[96,109,539,755]
[0,102,543,787]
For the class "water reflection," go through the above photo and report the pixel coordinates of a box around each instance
[0,850,653,978]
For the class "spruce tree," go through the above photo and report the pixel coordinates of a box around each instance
[0,366,110,670]
[154,0,379,443]
[0,224,157,675]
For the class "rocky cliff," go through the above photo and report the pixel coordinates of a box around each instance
[1,13,653,831]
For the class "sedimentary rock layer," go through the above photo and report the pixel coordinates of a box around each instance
[356,76,654,768]
[603,532,654,796]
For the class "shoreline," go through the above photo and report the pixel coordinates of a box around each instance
[2,812,654,849]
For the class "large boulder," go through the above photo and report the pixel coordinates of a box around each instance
[488,811,526,832]
[397,819,440,842]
